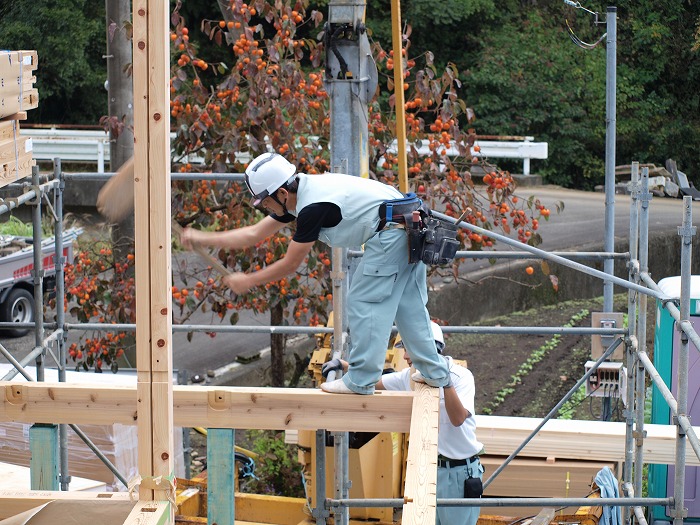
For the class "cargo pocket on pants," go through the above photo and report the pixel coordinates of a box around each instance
[355,263,399,303]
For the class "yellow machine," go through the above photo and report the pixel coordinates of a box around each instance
[303,314,411,523]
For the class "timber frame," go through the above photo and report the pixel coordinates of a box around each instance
[0,383,440,523]
[0,0,444,521]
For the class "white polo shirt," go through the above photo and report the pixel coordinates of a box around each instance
[381,356,483,460]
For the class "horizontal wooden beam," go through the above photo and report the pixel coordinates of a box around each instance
[0,489,132,520]
[124,501,171,525]
[475,414,700,466]
[0,382,415,432]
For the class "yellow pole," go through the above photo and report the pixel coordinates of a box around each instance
[390,0,409,193]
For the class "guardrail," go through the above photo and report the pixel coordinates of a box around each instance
[24,129,548,176]
[387,136,548,175]
[22,129,111,172]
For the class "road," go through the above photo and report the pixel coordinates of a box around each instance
[462,185,686,274]
[0,185,689,380]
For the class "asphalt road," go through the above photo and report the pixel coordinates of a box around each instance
[460,185,687,275]
[0,185,689,380]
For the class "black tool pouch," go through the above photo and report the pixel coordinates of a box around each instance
[420,216,460,265]
[407,225,425,264]
[464,476,483,498]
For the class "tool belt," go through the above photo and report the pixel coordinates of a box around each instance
[377,193,427,231]
[378,193,460,266]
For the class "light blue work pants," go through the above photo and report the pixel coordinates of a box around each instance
[436,459,484,525]
[342,227,449,394]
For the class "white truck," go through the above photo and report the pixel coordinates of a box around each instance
[0,228,81,337]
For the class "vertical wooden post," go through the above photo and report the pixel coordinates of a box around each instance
[390,0,409,193]
[29,423,59,490]
[207,428,236,525]
[132,0,174,511]
[402,383,440,525]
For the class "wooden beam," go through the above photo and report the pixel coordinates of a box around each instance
[0,490,132,520]
[0,382,415,432]
[402,383,440,525]
[234,493,308,525]
[474,414,700,465]
[124,501,172,525]
[132,0,174,508]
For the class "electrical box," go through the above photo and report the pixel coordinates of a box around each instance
[584,360,627,404]
[590,312,625,360]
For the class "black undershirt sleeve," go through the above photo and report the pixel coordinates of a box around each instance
[290,203,342,243]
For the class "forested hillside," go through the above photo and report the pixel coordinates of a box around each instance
[0,0,698,189]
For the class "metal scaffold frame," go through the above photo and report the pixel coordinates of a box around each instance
[0,159,697,525]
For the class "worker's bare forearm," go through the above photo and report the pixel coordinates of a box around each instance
[245,257,300,287]
[245,239,314,288]
[443,385,470,427]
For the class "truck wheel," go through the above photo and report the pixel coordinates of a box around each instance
[0,288,34,338]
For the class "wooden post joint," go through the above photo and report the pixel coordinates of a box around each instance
[5,384,27,405]
[208,390,231,411]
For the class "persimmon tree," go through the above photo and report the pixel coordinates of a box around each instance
[61,0,551,384]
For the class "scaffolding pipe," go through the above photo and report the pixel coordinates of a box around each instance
[634,167,651,493]
[603,6,617,312]
[640,272,700,353]
[0,347,129,487]
[30,167,45,382]
[347,249,629,261]
[483,337,623,490]
[53,160,70,491]
[1,331,63,381]
[0,180,58,215]
[59,322,623,337]
[0,342,36,381]
[622,161,639,525]
[431,210,670,303]
[67,423,128,488]
[314,430,329,524]
[622,483,649,525]
[673,196,694,525]
[636,351,700,462]
[327,496,672,509]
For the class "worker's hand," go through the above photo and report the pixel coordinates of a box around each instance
[180,227,201,250]
[223,272,255,294]
[321,358,344,378]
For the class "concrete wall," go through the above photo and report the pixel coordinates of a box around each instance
[428,232,700,326]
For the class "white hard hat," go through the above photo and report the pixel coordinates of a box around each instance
[396,322,445,353]
[431,322,445,353]
[244,153,297,208]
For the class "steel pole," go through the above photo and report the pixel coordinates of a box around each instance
[53,160,71,491]
[673,196,694,525]
[634,167,652,491]
[603,6,617,311]
[623,161,639,525]
[31,167,45,381]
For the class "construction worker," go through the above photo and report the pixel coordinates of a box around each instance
[180,152,450,394]
[321,321,484,525]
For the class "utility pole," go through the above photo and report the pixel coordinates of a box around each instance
[105,0,135,249]
[323,2,378,524]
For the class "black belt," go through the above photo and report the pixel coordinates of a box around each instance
[437,454,480,469]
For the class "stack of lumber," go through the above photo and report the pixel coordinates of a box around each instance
[0,50,39,188]
[475,414,700,466]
